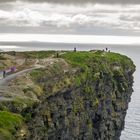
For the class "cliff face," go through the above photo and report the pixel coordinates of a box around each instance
[0,51,135,140]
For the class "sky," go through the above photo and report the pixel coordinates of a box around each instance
[0,0,140,47]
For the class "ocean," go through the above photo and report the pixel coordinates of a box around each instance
[0,43,140,140]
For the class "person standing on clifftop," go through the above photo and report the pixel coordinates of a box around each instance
[3,70,6,78]
[74,47,77,52]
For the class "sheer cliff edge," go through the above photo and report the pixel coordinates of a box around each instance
[0,50,135,140]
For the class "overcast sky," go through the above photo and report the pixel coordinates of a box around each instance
[0,0,140,36]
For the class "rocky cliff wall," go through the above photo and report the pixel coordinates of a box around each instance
[25,51,135,140]
[0,51,135,140]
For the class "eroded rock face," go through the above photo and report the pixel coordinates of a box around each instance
[24,53,135,140]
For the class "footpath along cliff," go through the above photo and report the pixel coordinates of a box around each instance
[0,50,135,140]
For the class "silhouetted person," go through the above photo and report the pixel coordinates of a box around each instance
[74,47,77,52]
[3,70,6,78]
[106,48,108,52]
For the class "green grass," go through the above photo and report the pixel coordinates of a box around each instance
[104,52,135,70]
[62,51,135,71]
[0,111,24,140]
[12,97,36,112]
[62,51,135,89]
[62,51,95,67]
[21,51,56,59]
[30,69,46,81]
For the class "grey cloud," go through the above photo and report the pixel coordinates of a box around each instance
[0,0,140,35]
[30,0,140,4]
[120,15,140,22]
[0,25,140,36]
[0,3,14,10]
[1,0,140,4]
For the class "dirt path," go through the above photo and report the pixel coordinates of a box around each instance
[0,66,42,86]
[0,66,43,101]
[0,58,66,101]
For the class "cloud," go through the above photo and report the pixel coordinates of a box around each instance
[0,3,138,28]
[120,14,140,22]
[1,0,140,4]
[0,8,96,27]
[0,1,140,35]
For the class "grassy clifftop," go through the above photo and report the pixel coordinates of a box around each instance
[62,51,135,70]
[62,51,135,89]
[0,50,136,140]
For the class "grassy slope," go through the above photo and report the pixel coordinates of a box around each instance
[29,50,135,90]
[0,111,24,140]
[20,51,56,59]
[62,51,135,70]
[62,51,135,88]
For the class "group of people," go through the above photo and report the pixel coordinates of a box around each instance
[73,47,110,53]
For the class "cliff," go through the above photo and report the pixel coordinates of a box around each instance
[0,51,135,140]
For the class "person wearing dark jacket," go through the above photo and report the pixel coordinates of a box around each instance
[3,70,6,78]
